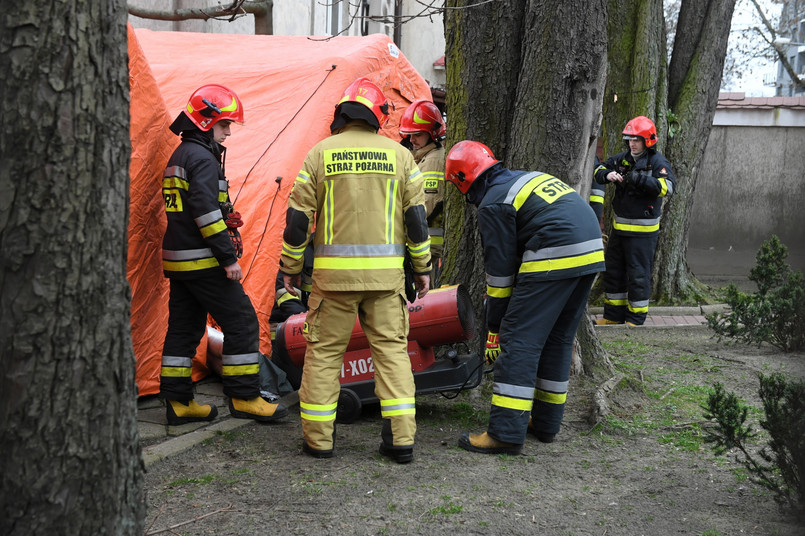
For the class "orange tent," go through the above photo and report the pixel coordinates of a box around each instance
[128,26,433,396]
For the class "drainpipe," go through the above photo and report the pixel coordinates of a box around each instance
[393,0,402,47]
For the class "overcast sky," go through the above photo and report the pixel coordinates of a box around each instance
[721,0,784,96]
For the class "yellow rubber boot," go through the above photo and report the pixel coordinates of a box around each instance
[166,400,218,426]
[595,318,623,325]
[229,397,288,422]
[458,432,522,455]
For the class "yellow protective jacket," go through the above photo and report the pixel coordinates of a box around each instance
[281,122,431,291]
[412,142,445,252]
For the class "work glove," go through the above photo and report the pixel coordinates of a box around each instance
[228,228,243,258]
[485,331,501,365]
[225,211,244,228]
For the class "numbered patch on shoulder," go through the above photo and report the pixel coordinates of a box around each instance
[534,177,573,204]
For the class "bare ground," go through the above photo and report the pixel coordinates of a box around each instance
[142,325,805,536]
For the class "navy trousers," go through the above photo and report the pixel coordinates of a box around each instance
[487,274,595,444]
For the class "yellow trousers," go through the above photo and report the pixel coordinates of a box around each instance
[299,284,416,450]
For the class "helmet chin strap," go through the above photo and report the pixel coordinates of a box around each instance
[466,178,487,206]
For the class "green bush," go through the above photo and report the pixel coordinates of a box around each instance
[706,236,805,352]
[703,373,805,519]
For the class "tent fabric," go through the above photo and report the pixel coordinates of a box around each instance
[128,27,432,396]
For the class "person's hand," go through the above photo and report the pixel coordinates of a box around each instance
[224,262,242,281]
[414,274,430,299]
[485,331,501,364]
[283,273,301,296]
[606,171,623,183]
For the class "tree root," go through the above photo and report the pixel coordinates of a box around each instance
[145,504,235,535]
[589,373,625,425]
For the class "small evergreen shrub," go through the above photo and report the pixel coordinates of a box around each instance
[703,374,805,519]
[706,236,805,352]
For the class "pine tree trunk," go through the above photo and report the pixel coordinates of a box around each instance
[0,2,144,534]
[653,0,737,304]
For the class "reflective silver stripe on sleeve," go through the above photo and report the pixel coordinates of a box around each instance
[493,382,534,399]
[164,166,187,179]
[314,244,405,257]
[614,216,661,226]
[163,248,215,261]
[522,238,604,262]
[486,273,515,287]
[222,352,260,366]
[428,227,444,237]
[218,180,228,192]
[162,355,193,367]
[194,209,224,228]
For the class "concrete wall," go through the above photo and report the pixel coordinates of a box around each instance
[689,123,805,269]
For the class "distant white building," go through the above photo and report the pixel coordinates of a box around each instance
[128,1,446,95]
[774,0,805,96]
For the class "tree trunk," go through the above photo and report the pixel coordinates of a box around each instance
[444,0,613,381]
[653,0,737,304]
[0,2,143,534]
[600,0,668,236]
[443,0,527,349]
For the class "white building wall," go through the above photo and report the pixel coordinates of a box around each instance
[399,2,446,90]
[128,0,443,87]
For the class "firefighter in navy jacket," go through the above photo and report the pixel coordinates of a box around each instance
[160,84,287,425]
[445,141,604,455]
[593,116,675,326]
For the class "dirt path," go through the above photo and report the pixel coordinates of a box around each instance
[142,326,804,536]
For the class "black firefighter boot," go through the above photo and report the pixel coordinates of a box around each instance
[379,418,414,464]
[527,417,556,443]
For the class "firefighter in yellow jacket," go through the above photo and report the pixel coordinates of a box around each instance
[280,78,431,463]
[399,100,446,286]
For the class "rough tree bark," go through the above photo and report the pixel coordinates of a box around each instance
[653,0,737,304]
[444,0,615,390]
[601,0,736,305]
[591,0,668,303]
[601,0,668,160]
[0,2,143,534]
[442,0,525,351]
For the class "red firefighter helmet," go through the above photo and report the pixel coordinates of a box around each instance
[622,116,657,147]
[399,100,446,141]
[182,84,244,131]
[445,141,500,194]
[336,77,390,128]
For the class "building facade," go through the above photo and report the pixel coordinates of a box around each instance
[128,0,446,91]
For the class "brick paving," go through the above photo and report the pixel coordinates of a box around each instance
[590,313,707,327]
